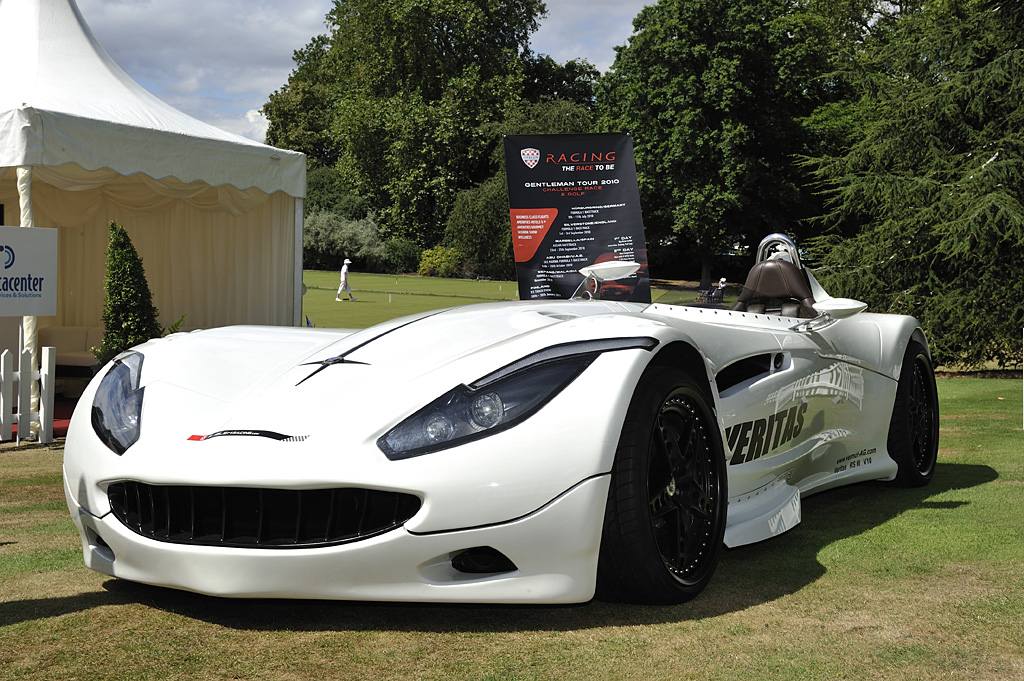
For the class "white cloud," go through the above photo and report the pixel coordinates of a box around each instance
[69,0,652,142]
[531,0,651,72]
[75,0,333,141]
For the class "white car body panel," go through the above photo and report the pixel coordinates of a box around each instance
[64,267,931,603]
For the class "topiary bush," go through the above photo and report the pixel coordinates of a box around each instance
[93,221,163,366]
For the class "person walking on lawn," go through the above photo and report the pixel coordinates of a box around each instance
[336,258,356,301]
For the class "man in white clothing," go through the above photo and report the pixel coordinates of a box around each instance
[336,258,356,301]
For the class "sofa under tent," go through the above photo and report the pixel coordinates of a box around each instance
[0,0,307,383]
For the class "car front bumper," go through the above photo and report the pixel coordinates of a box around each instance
[64,470,610,604]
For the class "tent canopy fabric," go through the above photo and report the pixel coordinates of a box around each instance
[0,0,305,197]
[0,0,306,332]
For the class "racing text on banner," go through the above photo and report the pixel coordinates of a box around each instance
[503,133,649,302]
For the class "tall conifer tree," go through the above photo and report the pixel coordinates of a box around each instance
[808,0,1024,367]
[94,221,163,366]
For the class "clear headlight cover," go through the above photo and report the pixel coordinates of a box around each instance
[91,352,145,455]
[378,357,591,460]
[377,337,658,460]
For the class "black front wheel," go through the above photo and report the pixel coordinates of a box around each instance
[598,365,728,604]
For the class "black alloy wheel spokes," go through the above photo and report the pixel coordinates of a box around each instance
[648,393,718,583]
[909,359,934,472]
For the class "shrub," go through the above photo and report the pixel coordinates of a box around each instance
[417,246,465,278]
[445,174,515,280]
[384,237,423,274]
[94,221,163,366]
[303,211,387,272]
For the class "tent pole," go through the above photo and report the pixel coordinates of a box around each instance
[294,198,304,327]
[16,167,39,440]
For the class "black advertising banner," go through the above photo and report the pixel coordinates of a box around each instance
[503,133,650,302]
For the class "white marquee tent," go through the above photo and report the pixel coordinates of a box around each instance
[0,0,307,347]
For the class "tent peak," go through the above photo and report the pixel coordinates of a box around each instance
[0,0,305,197]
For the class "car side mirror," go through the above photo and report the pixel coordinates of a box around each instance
[791,298,868,332]
[812,298,868,319]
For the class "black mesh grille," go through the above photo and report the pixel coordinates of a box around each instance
[107,482,421,549]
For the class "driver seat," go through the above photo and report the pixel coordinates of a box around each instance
[730,259,816,317]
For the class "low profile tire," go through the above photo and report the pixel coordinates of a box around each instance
[886,340,939,487]
[597,365,728,604]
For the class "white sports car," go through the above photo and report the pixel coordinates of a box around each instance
[63,234,939,604]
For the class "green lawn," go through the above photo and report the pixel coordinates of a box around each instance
[300,270,725,329]
[301,270,519,329]
[1,365,1022,678]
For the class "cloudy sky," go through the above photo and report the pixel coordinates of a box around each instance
[75,0,651,143]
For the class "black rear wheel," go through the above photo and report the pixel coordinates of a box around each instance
[598,365,727,604]
[887,340,939,487]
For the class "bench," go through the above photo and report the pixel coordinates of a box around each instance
[37,326,104,378]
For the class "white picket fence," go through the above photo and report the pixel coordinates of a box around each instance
[0,346,55,444]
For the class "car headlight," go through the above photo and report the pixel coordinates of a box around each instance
[377,337,657,460]
[91,352,145,455]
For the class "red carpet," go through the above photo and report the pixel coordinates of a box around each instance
[9,398,75,439]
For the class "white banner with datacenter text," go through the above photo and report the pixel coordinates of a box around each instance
[0,225,58,317]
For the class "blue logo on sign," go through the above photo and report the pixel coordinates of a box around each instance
[1,245,13,269]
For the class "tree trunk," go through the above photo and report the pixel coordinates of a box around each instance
[699,259,713,290]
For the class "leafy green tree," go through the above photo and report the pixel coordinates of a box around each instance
[303,211,388,273]
[598,0,834,280]
[522,55,599,108]
[264,0,547,247]
[445,175,515,280]
[445,99,596,280]
[94,221,163,366]
[264,1,605,257]
[264,34,341,167]
[305,165,368,220]
[806,0,1024,368]
[384,237,423,274]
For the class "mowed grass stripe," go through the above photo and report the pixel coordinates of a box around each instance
[0,371,1021,679]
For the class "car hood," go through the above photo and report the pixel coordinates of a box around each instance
[129,300,655,444]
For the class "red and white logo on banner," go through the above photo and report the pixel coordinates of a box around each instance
[520,148,540,168]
